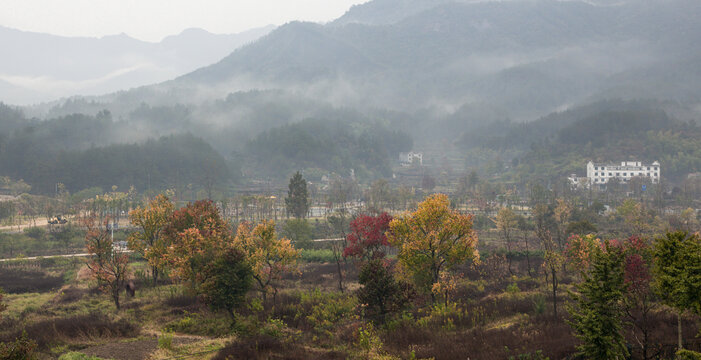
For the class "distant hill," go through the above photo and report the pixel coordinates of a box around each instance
[509,101,701,182]
[167,0,701,120]
[8,0,701,184]
[0,25,275,104]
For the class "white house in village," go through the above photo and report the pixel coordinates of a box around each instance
[586,161,660,186]
[399,151,423,166]
[567,174,590,189]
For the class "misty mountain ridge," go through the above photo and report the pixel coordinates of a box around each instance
[2,0,701,186]
[160,0,701,120]
[0,24,275,105]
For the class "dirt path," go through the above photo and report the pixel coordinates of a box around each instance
[81,336,200,360]
[82,339,159,360]
[0,217,50,232]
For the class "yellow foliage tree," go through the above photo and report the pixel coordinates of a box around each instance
[128,194,174,284]
[388,194,478,301]
[234,220,299,302]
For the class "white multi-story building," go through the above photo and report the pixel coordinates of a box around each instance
[399,151,423,166]
[586,161,660,186]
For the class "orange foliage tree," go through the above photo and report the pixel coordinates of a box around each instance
[387,194,478,301]
[565,234,601,273]
[234,220,299,302]
[162,200,232,289]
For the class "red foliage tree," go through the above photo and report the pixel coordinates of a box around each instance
[621,235,656,360]
[343,212,393,262]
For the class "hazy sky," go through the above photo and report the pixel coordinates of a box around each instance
[1,0,369,42]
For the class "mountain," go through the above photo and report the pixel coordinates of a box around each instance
[167,0,701,119]
[0,25,275,105]
[332,0,453,26]
[14,0,701,159]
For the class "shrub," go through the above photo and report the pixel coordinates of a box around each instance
[0,331,38,360]
[23,227,45,241]
[506,282,520,295]
[200,247,252,320]
[306,294,358,337]
[165,292,198,308]
[164,312,231,337]
[678,350,701,360]
[158,330,174,350]
[532,294,546,315]
[0,268,64,293]
[356,323,383,355]
[53,286,88,304]
[357,260,414,324]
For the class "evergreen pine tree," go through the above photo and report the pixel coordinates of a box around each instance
[285,171,309,219]
[567,241,628,360]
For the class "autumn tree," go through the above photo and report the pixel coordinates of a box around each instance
[343,212,393,263]
[617,199,654,236]
[162,200,231,289]
[553,198,572,250]
[496,207,518,274]
[84,216,130,309]
[652,231,701,351]
[328,176,358,211]
[517,215,535,276]
[622,236,657,360]
[567,241,628,360]
[128,194,174,284]
[327,211,351,292]
[388,194,478,301]
[234,220,299,303]
[285,171,309,219]
[565,234,601,272]
[367,179,392,212]
[534,203,563,317]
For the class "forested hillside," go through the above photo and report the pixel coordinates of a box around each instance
[513,107,701,183]
[245,119,412,178]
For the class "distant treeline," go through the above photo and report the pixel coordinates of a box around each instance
[0,104,230,194]
[0,102,412,194]
[245,118,412,179]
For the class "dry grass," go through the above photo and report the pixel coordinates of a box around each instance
[0,313,139,350]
